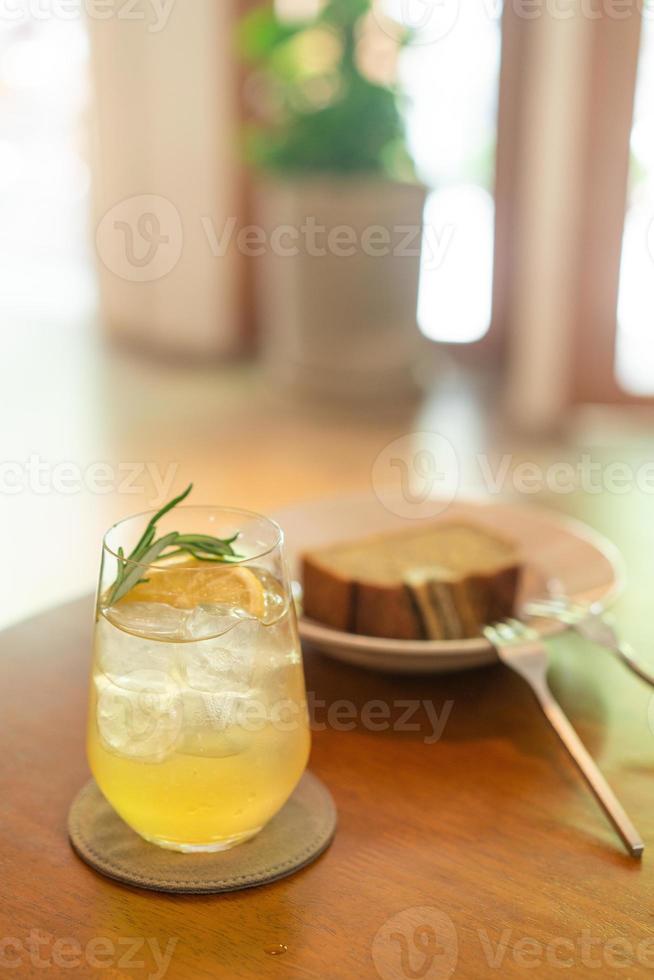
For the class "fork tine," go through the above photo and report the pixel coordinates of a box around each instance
[483,625,504,647]
[560,597,585,613]
[526,606,582,626]
[524,597,585,624]
[530,598,566,613]
[495,621,517,642]
[557,597,589,616]
[486,617,538,645]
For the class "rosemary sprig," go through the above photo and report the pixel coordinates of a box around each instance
[107,484,242,604]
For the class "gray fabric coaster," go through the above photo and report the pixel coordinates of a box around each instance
[69,772,336,894]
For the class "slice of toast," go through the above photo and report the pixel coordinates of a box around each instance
[302,522,521,640]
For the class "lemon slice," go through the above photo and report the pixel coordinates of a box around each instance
[118,560,266,618]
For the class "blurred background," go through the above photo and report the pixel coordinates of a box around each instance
[2,0,654,628]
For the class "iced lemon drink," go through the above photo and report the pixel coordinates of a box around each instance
[87,494,310,852]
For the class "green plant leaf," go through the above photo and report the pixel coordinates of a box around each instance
[238,0,415,179]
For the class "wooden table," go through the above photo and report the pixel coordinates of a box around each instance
[1,592,653,979]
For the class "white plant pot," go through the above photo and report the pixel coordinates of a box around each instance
[254,176,428,400]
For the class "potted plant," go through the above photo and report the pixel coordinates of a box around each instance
[239,0,427,399]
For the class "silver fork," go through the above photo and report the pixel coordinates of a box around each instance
[484,618,644,858]
[524,596,654,688]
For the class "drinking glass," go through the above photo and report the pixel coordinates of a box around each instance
[86,506,311,852]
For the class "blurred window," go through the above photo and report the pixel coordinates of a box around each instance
[616,17,654,396]
[396,1,503,344]
[0,14,92,321]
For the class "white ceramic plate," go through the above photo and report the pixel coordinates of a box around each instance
[272,495,624,674]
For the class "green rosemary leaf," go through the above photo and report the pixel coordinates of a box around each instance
[146,483,194,527]
[175,534,240,557]
[105,484,243,605]
[128,483,193,562]
[109,532,180,605]
[179,546,241,564]
[133,524,156,559]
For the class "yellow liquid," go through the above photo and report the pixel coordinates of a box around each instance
[87,602,311,850]
[88,711,310,849]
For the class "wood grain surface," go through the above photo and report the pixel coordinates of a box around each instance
[1,590,653,979]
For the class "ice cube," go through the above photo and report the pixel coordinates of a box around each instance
[182,618,260,693]
[95,670,183,763]
[95,612,180,682]
[181,603,244,642]
[104,601,190,640]
[179,689,257,758]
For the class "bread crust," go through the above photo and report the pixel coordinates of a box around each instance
[302,528,522,640]
[355,581,423,640]
[301,555,356,632]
